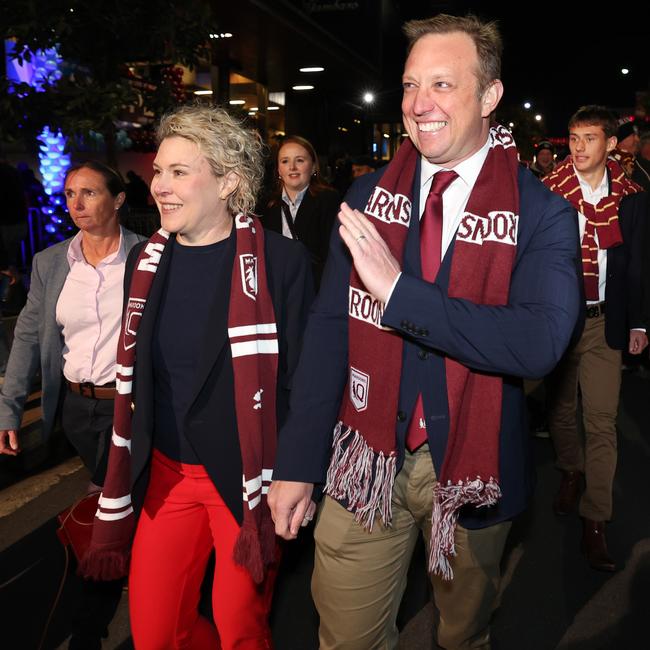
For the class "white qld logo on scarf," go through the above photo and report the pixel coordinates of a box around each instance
[240,254,258,300]
[350,367,370,411]
[123,297,146,350]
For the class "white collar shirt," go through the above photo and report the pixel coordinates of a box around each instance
[281,186,309,239]
[418,136,491,261]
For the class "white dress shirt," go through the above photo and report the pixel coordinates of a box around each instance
[281,186,309,239]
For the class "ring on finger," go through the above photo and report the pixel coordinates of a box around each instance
[356,234,366,243]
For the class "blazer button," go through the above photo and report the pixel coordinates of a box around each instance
[421,329,429,337]
[418,349,428,360]
[397,410,407,423]
[401,320,409,328]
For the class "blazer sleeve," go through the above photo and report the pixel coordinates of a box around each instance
[278,244,315,391]
[382,191,581,379]
[0,253,47,430]
[317,188,341,254]
[624,192,649,330]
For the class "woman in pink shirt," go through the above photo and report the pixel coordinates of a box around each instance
[0,161,144,649]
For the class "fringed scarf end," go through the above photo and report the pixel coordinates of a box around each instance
[325,422,397,532]
[79,547,130,581]
[428,476,502,581]
[233,521,268,585]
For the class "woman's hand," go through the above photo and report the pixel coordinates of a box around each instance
[0,430,20,456]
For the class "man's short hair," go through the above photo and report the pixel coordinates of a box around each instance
[568,106,618,139]
[402,13,502,97]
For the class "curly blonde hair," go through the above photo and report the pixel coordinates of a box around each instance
[156,104,264,215]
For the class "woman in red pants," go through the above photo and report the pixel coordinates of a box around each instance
[83,105,313,648]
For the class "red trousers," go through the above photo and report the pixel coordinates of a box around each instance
[129,450,276,649]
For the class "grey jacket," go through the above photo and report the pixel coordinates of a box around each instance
[0,228,145,437]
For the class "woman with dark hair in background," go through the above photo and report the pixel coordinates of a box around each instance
[262,135,340,289]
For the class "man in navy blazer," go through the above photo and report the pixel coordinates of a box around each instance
[269,13,580,650]
[544,106,648,573]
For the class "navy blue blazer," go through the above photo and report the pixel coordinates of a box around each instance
[274,162,581,529]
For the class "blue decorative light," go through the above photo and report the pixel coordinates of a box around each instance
[5,41,73,243]
[37,126,70,196]
[5,40,63,92]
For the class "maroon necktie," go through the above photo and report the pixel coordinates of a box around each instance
[406,170,458,452]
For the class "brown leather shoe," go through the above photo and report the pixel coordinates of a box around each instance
[581,519,617,572]
[553,470,582,516]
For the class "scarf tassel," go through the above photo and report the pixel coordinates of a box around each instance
[325,422,397,532]
[233,509,276,585]
[79,547,130,581]
[428,477,501,581]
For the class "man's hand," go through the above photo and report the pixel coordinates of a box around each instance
[0,430,20,456]
[338,202,401,303]
[629,330,648,355]
[267,480,314,540]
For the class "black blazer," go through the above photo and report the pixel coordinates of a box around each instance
[124,227,314,524]
[603,191,648,349]
[262,187,340,289]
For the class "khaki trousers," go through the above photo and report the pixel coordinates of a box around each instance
[548,314,622,521]
[312,445,511,650]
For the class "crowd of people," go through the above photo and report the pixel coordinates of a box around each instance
[0,10,649,650]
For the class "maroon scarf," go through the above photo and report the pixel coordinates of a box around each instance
[543,156,641,300]
[81,215,278,584]
[326,126,520,580]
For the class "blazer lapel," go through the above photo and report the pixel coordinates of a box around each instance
[132,235,174,443]
[404,157,422,276]
[44,243,73,320]
[293,190,316,240]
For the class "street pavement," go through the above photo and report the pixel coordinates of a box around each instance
[0,370,648,649]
